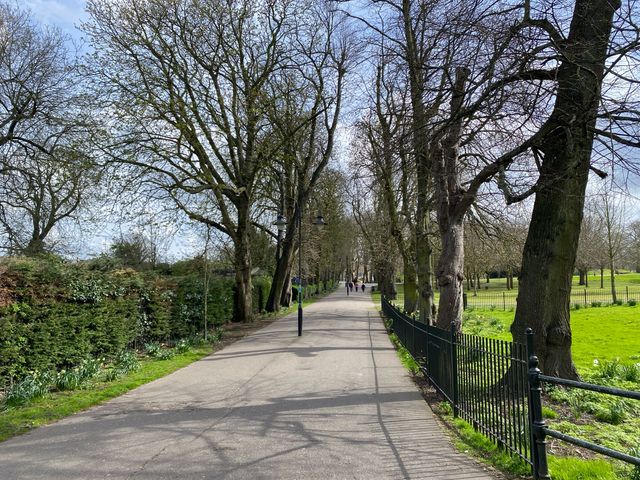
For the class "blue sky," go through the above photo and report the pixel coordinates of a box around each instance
[23,0,87,40]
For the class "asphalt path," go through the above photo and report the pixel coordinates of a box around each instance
[0,287,495,479]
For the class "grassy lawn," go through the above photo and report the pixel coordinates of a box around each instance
[466,270,640,292]
[462,305,640,370]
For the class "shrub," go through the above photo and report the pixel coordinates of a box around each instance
[3,371,53,409]
[252,277,272,313]
[542,406,558,419]
[175,338,191,353]
[573,303,581,310]
[628,300,637,306]
[591,301,602,307]
[621,363,640,382]
[614,299,623,306]
[144,342,161,357]
[54,369,82,391]
[105,350,140,381]
[156,349,175,360]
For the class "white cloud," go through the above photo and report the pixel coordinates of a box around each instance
[21,0,87,39]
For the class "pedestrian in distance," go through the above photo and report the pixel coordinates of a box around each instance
[346,281,350,296]
[361,283,365,293]
[349,281,354,292]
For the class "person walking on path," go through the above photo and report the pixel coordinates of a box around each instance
[346,281,350,296]
[0,289,495,480]
[361,283,366,293]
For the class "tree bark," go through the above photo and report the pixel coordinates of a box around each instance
[610,259,617,303]
[233,217,253,323]
[266,237,295,312]
[433,67,470,331]
[436,219,465,329]
[403,257,418,313]
[511,0,620,378]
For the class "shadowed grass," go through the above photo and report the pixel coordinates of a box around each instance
[0,346,214,442]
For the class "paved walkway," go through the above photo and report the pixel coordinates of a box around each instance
[0,288,495,479]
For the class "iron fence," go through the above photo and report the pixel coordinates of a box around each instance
[382,296,532,466]
[464,286,640,310]
[381,296,640,478]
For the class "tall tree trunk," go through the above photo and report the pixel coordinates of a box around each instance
[578,269,585,286]
[610,260,617,303]
[403,256,418,313]
[266,238,295,312]
[400,0,434,324]
[433,67,470,331]
[233,218,253,323]
[436,219,465,329]
[511,0,620,378]
[280,269,292,307]
[600,267,604,289]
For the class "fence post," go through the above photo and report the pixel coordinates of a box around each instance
[463,292,468,310]
[450,322,459,418]
[503,292,506,311]
[626,286,629,303]
[584,289,587,306]
[526,328,550,480]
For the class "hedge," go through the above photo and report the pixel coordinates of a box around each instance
[0,257,337,388]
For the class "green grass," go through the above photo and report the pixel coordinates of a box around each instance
[461,305,640,370]
[450,417,531,476]
[0,346,214,442]
[378,286,640,479]
[547,456,618,480]
[465,270,640,292]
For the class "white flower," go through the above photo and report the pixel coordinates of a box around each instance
[593,359,599,366]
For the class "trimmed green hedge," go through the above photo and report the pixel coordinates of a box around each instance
[0,256,276,387]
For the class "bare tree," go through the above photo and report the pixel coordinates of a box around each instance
[0,146,97,255]
[86,0,341,321]
[0,3,78,158]
[594,186,628,302]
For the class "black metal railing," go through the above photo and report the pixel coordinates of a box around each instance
[381,296,640,478]
[382,296,531,465]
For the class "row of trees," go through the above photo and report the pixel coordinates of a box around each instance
[0,1,355,321]
[349,0,640,378]
[2,0,640,377]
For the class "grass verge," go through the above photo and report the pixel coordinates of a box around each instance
[0,345,213,442]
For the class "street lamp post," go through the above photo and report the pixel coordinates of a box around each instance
[273,209,325,336]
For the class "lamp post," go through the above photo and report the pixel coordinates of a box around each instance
[273,210,326,336]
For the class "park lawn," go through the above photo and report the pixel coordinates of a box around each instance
[381,284,639,369]
[462,305,640,370]
[467,270,640,293]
